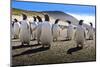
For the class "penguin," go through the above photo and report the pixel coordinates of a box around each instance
[39,14,53,48]
[19,14,31,46]
[66,20,74,40]
[11,21,14,39]
[85,27,89,40]
[74,20,86,48]
[52,19,60,41]
[36,15,43,44]
[88,22,94,40]
[12,18,20,39]
[30,16,38,40]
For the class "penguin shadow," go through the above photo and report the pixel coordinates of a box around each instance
[59,39,71,42]
[13,46,49,57]
[67,47,83,55]
[12,44,41,50]
[86,38,93,40]
[11,39,20,42]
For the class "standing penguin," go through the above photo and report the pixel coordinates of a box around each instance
[52,19,60,41]
[30,16,38,40]
[39,14,53,48]
[74,20,86,48]
[11,21,14,39]
[19,14,31,46]
[66,20,74,40]
[12,18,20,39]
[36,15,43,44]
[88,22,94,40]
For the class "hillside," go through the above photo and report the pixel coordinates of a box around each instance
[12,8,90,28]
[12,8,43,16]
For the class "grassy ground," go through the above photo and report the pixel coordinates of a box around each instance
[11,36,96,66]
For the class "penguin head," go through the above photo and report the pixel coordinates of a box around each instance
[33,16,36,22]
[79,20,84,25]
[66,20,71,24]
[14,18,18,22]
[44,14,50,21]
[55,19,60,24]
[90,22,93,27]
[36,16,42,22]
[22,14,27,20]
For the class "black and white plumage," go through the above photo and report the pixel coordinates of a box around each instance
[30,16,38,40]
[12,18,20,39]
[19,14,31,45]
[36,14,53,48]
[36,15,43,44]
[74,20,86,48]
[66,20,74,40]
[52,19,60,41]
[88,22,94,40]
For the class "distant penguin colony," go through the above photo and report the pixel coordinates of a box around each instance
[12,13,94,50]
[19,14,31,46]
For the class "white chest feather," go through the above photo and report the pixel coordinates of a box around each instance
[40,22,53,44]
[13,22,20,35]
[20,20,30,42]
[52,24,60,38]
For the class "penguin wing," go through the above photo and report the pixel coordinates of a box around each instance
[27,23,29,29]
[84,30,86,39]
[51,24,54,35]
[74,28,77,40]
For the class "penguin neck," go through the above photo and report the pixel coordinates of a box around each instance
[55,23,57,24]
[69,24,71,25]
[91,26,93,28]
[69,24,72,26]
[15,21,18,23]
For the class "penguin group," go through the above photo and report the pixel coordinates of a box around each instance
[11,13,95,50]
